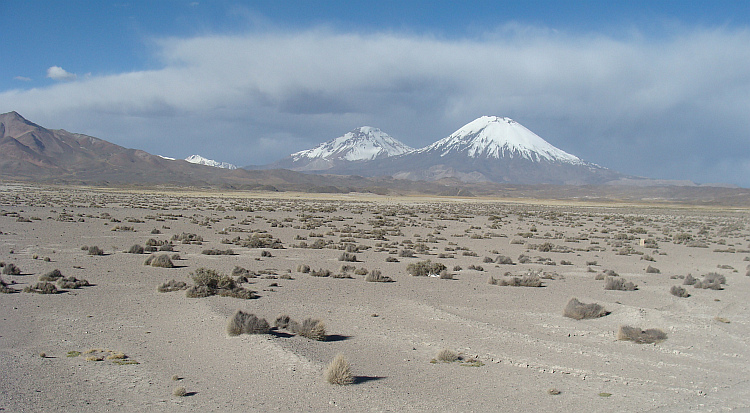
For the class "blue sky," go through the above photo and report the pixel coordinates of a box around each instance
[2,1,750,186]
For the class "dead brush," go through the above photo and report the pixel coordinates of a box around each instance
[563,298,608,320]
[617,325,667,344]
[226,310,270,336]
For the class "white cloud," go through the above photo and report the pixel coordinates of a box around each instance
[46,66,77,81]
[2,27,750,186]
[13,76,31,82]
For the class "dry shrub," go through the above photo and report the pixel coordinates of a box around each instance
[670,285,690,298]
[489,274,542,287]
[645,265,660,274]
[296,264,311,273]
[365,270,393,282]
[145,254,174,268]
[324,354,353,385]
[604,276,637,291]
[617,326,667,344]
[202,248,234,256]
[87,246,104,256]
[0,277,16,294]
[127,244,144,254]
[294,318,326,341]
[57,276,90,289]
[563,298,608,320]
[2,263,21,275]
[173,387,187,397]
[438,270,453,280]
[23,282,58,294]
[273,315,292,329]
[338,252,357,262]
[39,269,63,281]
[310,268,331,277]
[694,273,726,290]
[683,274,697,285]
[495,255,514,265]
[226,310,270,336]
[157,280,188,293]
[436,349,458,362]
[406,260,446,276]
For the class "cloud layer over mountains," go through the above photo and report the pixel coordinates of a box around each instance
[2,26,750,186]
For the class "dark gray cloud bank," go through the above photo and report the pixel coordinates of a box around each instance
[2,26,749,186]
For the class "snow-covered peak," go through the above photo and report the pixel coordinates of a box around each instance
[291,127,414,162]
[421,116,583,164]
[185,154,237,169]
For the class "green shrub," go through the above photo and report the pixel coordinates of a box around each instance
[39,269,63,281]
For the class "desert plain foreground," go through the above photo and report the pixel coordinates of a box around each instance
[1,184,749,412]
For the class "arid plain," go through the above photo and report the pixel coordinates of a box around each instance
[1,184,749,412]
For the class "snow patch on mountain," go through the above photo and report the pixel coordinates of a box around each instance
[185,154,237,169]
[292,127,413,162]
[421,116,583,164]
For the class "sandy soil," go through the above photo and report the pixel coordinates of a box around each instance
[1,184,749,412]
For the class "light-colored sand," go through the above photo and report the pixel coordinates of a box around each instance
[1,185,749,412]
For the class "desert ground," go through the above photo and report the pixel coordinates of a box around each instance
[1,183,749,412]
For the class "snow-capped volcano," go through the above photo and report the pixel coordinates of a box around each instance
[250,116,622,185]
[292,126,413,162]
[260,126,413,172]
[420,116,583,164]
[185,154,237,169]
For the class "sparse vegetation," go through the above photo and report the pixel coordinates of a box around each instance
[563,298,608,319]
[145,254,175,268]
[670,285,690,298]
[365,269,393,282]
[406,260,447,276]
[604,276,637,291]
[617,325,667,344]
[324,354,354,385]
[226,310,271,336]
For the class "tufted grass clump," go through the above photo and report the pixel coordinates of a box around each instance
[617,325,667,344]
[338,252,357,262]
[201,248,234,256]
[406,260,446,277]
[57,276,90,289]
[324,354,353,385]
[670,285,690,298]
[489,274,542,287]
[39,269,63,281]
[2,263,21,275]
[310,268,331,277]
[157,280,188,293]
[144,254,174,268]
[127,244,145,254]
[694,272,726,290]
[87,246,105,256]
[23,282,58,294]
[185,267,257,299]
[226,310,270,336]
[436,349,459,362]
[604,276,637,291]
[0,276,17,293]
[365,270,393,282]
[563,298,608,320]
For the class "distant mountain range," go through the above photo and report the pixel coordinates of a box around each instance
[1,110,746,205]
[252,116,622,185]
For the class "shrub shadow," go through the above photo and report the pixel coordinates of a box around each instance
[353,376,385,384]
[325,334,351,342]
